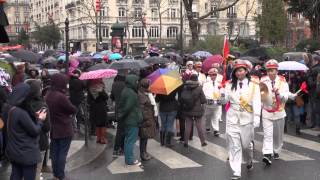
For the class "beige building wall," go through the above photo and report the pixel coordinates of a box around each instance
[29,0,260,52]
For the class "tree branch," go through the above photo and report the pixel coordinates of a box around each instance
[198,0,241,21]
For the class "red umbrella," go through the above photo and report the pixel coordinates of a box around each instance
[202,55,223,73]
[79,69,117,80]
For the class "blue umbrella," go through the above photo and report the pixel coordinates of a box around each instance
[192,51,212,58]
[109,53,122,61]
[93,53,103,59]
[100,50,112,56]
[58,55,66,61]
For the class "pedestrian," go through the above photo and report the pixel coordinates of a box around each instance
[182,61,195,81]
[261,59,296,166]
[307,55,320,130]
[193,61,206,85]
[3,83,47,180]
[45,73,77,180]
[202,68,224,136]
[156,88,179,147]
[88,79,108,144]
[12,64,26,87]
[40,69,51,89]
[180,74,207,148]
[138,78,157,161]
[118,74,143,166]
[111,75,126,156]
[27,68,40,80]
[25,79,51,180]
[224,59,261,180]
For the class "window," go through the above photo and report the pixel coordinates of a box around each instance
[78,27,82,39]
[207,22,219,35]
[170,8,176,18]
[119,7,126,17]
[167,26,178,38]
[132,26,144,37]
[149,26,159,38]
[287,13,293,21]
[102,26,109,38]
[133,0,143,4]
[151,8,158,21]
[210,5,218,18]
[192,12,199,18]
[16,26,20,33]
[227,6,236,18]
[227,21,234,35]
[134,8,142,18]
[239,22,249,37]
[101,7,107,16]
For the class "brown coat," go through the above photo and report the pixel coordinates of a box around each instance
[138,91,156,139]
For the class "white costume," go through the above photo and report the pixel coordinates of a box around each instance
[224,60,261,178]
[202,70,223,133]
[261,74,290,155]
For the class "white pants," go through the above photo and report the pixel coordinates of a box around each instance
[226,123,254,177]
[204,105,222,131]
[262,118,285,155]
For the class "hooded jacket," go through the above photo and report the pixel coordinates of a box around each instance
[45,73,76,139]
[3,83,42,165]
[180,80,206,117]
[118,74,143,127]
[25,79,51,151]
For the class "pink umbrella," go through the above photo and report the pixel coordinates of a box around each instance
[202,54,224,73]
[79,69,118,80]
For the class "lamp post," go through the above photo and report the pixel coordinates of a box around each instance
[65,18,69,75]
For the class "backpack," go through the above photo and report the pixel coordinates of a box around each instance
[180,87,195,110]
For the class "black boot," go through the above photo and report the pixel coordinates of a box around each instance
[160,131,165,146]
[165,132,174,148]
[296,126,301,135]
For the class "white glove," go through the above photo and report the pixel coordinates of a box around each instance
[253,115,260,128]
[288,92,298,100]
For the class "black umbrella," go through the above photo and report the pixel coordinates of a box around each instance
[109,60,149,70]
[9,49,41,63]
[243,47,269,59]
[0,3,9,43]
[87,62,110,71]
[0,54,19,63]
[144,57,170,65]
[42,56,57,64]
[240,56,263,64]
[43,49,57,58]
[165,52,183,64]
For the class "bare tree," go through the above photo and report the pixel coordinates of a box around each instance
[234,0,256,41]
[182,0,241,45]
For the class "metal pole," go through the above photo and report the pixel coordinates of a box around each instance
[180,0,183,55]
[99,10,102,48]
[65,18,69,74]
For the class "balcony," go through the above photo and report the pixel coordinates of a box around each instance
[227,13,237,18]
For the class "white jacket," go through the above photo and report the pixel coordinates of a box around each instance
[261,75,290,120]
[224,78,261,126]
[203,78,224,100]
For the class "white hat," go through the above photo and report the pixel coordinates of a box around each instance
[208,67,219,75]
[265,59,279,69]
[186,61,194,66]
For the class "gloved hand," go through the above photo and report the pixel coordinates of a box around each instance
[253,115,260,128]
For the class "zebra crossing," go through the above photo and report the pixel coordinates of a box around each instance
[106,128,320,175]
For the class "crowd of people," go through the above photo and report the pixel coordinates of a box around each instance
[0,51,319,180]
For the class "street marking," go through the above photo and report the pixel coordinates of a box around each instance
[220,134,312,161]
[300,129,320,137]
[257,132,320,153]
[107,156,144,174]
[147,139,202,169]
[108,128,202,169]
[67,140,85,158]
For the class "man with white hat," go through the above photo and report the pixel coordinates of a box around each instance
[182,61,196,81]
[223,59,261,180]
[193,61,206,86]
[202,67,223,136]
[260,59,296,166]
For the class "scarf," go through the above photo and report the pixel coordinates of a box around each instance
[147,92,158,117]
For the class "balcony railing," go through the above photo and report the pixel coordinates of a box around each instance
[227,13,237,18]
[117,0,128,4]
[65,2,76,9]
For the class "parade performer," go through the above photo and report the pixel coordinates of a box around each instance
[261,59,296,165]
[202,67,223,136]
[224,59,261,180]
[193,61,206,85]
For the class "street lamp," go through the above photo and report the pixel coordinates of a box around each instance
[65,18,69,75]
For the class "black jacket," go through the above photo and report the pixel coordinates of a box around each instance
[3,83,42,165]
[180,80,206,118]
[155,89,179,112]
[88,91,108,127]
[69,76,86,106]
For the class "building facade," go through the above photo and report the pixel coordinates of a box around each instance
[4,0,30,42]
[28,0,260,53]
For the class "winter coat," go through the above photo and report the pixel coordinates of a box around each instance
[138,90,156,138]
[69,76,86,106]
[25,79,50,151]
[110,76,126,121]
[307,64,320,100]
[155,89,179,112]
[3,83,42,165]
[118,75,143,127]
[88,91,108,127]
[45,73,77,139]
[180,80,206,118]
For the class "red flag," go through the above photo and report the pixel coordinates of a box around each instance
[222,35,229,86]
[300,81,308,93]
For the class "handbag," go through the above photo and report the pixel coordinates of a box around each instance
[0,117,3,129]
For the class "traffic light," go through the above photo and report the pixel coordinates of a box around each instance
[96,0,101,12]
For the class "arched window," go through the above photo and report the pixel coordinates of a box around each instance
[207,22,219,35]
[239,22,249,37]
